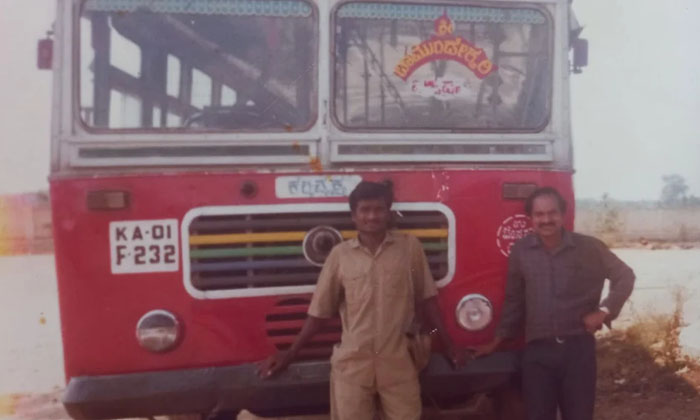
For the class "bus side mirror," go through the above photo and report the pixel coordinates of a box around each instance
[37,37,53,70]
[572,38,588,74]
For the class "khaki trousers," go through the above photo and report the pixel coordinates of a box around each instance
[329,374,421,420]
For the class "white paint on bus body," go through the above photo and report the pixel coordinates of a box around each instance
[275,175,362,199]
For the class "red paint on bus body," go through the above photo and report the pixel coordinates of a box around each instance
[51,169,573,379]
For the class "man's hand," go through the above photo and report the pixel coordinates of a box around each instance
[257,315,324,379]
[256,350,294,379]
[421,297,472,369]
[582,309,608,333]
[445,345,471,369]
[470,337,503,358]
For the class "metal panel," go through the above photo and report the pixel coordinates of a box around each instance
[68,142,318,167]
[331,141,553,162]
[181,202,456,299]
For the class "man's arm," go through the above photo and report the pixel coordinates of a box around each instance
[474,245,525,356]
[599,243,635,318]
[257,247,342,378]
[422,296,466,367]
[583,241,635,332]
[409,235,466,368]
[257,315,326,378]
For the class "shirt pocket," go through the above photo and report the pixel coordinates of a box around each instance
[564,259,601,296]
[343,273,371,310]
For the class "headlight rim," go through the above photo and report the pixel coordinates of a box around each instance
[455,293,493,332]
[135,309,181,353]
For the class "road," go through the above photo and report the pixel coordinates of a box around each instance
[0,249,698,419]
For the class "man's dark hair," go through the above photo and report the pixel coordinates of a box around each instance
[524,187,567,216]
[349,180,394,212]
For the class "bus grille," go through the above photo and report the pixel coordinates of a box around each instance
[185,204,451,292]
[265,297,341,360]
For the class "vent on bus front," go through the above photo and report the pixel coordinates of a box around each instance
[265,297,341,360]
[185,204,451,293]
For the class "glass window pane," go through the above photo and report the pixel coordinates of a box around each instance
[80,0,317,132]
[191,68,212,109]
[80,17,95,125]
[334,3,551,131]
[167,112,181,128]
[166,55,181,98]
[221,85,238,107]
[109,18,141,78]
[109,90,141,128]
[153,106,162,127]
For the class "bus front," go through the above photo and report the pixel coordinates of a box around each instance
[50,0,575,418]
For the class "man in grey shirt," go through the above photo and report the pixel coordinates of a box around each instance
[476,187,635,420]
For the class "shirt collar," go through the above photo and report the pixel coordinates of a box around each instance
[349,230,395,250]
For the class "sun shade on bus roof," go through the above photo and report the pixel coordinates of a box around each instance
[337,3,546,25]
[84,0,313,18]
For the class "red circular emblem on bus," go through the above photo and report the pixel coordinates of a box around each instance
[496,214,533,257]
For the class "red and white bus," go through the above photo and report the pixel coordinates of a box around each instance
[44,0,585,418]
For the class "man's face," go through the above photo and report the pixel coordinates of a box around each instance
[530,195,564,239]
[351,198,391,235]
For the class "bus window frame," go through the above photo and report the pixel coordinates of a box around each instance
[329,0,555,135]
[73,0,321,136]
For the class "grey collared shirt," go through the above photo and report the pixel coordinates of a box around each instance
[495,230,635,343]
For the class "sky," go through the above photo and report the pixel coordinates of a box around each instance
[0,1,54,195]
[571,0,700,200]
[0,0,698,201]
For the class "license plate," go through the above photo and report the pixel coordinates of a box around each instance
[109,219,179,274]
[275,175,362,199]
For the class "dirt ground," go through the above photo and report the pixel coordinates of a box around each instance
[595,312,700,420]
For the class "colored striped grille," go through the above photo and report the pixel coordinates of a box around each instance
[186,207,450,291]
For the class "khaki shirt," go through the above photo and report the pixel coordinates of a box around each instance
[308,231,437,387]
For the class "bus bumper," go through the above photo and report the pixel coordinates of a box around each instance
[63,351,520,419]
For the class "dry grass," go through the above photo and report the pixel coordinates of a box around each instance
[595,289,700,419]
[623,288,689,369]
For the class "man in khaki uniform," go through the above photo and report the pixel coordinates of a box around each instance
[258,181,462,420]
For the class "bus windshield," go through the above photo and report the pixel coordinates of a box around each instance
[334,3,552,131]
[79,0,317,132]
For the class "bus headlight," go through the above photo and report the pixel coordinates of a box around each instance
[136,310,180,352]
[455,294,493,331]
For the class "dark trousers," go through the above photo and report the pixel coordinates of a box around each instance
[522,334,596,420]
